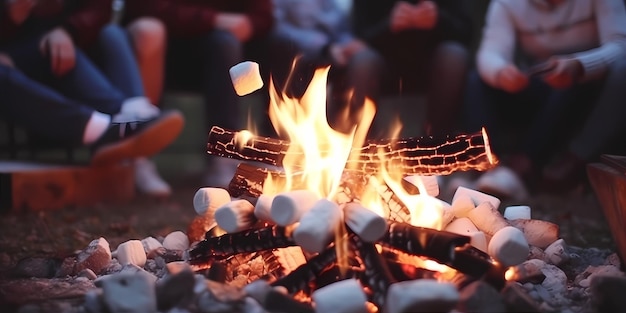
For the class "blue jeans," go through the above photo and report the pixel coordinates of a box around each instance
[2,32,126,115]
[90,24,146,99]
[0,65,93,146]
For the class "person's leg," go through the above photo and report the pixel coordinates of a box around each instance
[542,59,626,190]
[92,23,170,197]
[425,41,470,136]
[339,47,385,137]
[0,64,92,145]
[91,24,146,98]
[0,64,183,165]
[126,17,166,104]
[5,35,126,115]
[202,30,244,131]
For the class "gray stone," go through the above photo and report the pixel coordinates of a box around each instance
[156,266,195,311]
[84,289,105,313]
[500,282,541,313]
[13,257,60,278]
[75,238,112,275]
[590,274,626,313]
[457,281,506,313]
[100,272,157,313]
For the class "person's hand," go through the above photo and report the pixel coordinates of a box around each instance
[411,0,438,30]
[542,57,583,89]
[215,13,253,42]
[5,0,35,25]
[0,53,14,67]
[496,64,529,93]
[39,27,76,77]
[330,40,367,66]
[390,1,415,32]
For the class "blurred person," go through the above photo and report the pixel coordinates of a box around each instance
[0,59,184,167]
[122,0,274,133]
[122,0,275,188]
[268,0,384,137]
[350,0,474,137]
[464,0,626,196]
[0,0,178,197]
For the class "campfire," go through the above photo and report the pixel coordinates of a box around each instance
[5,62,625,313]
[183,65,547,312]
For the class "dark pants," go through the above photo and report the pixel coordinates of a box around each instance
[463,61,626,166]
[165,30,270,132]
[2,31,126,115]
[0,65,93,146]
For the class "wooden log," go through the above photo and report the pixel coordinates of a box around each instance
[587,156,626,264]
[207,126,497,176]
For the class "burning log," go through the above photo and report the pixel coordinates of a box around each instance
[270,245,342,295]
[207,126,496,176]
[379,222,470,265]
[188,225,296,264]
[351,235,397,308]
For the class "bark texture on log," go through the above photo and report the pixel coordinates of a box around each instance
[208,126,496,176]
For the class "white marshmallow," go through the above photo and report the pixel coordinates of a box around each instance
[467,201,510,237]
[452,186,501,211]
[162,231,190,251]
[271,190,320,226]
[141,237,163,255]
[215,199,256,233]
[229,61,264,96]
[193,187,231,216]
[386,280,459,313]
[293,199,342,253]
[503,205,531,220]
[116,240,147,267]
[254,194,274,222]
[312,279,368,313]
[343,202,388,242]
[488,226,530,268]
[443,217,487,252]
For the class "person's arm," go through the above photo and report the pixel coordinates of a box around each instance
[476,0,517,88]
[62,0,113,47]
[571,0,626,80]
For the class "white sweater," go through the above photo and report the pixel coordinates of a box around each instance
[477,0,626,87]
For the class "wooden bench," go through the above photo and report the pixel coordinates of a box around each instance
[0,122,135,212]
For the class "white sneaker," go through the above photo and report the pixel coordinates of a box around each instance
[134,157,171,197]
[475,165,528,202]
[113,97,160,122]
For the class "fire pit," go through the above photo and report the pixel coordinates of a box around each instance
[1,63,625,313]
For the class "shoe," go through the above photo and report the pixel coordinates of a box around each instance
[475,165,529,202]
[91,110,184,166]
[540,151,586,193]
[134,157,171,197]
[113,97,160,122]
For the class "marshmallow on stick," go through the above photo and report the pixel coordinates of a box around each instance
[229,61,264,96]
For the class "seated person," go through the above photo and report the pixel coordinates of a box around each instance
[1,0,176,196]
[0,60,183,166]
[350,0,474,137]
[464,0,626,195]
